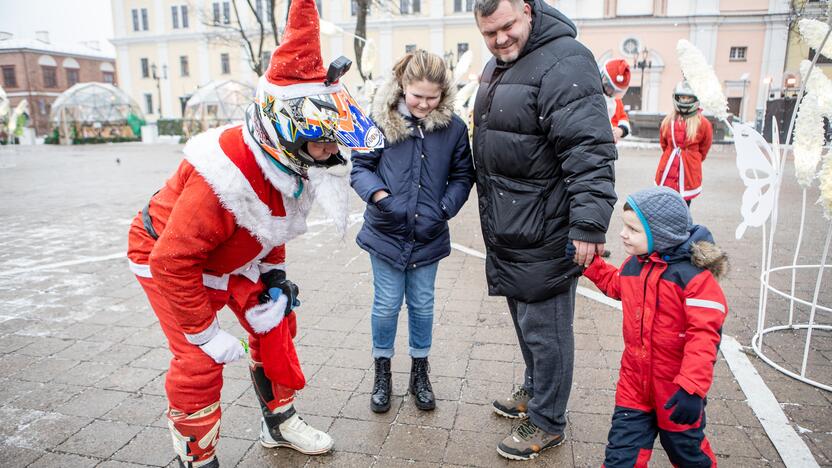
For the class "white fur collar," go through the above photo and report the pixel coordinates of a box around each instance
[182,125,313,247]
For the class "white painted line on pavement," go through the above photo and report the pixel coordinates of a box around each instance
[450,242,818,468]
[721,336,819,468]
[0,252,125,276]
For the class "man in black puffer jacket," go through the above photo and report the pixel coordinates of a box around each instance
[472,0,617,461]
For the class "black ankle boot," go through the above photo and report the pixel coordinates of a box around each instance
[371,357,392,413]
[409,357,435,410]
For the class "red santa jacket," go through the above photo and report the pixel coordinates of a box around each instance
[127,124,314,338]
[583,227,728,402]
[655,113,713,200]
[606,95,630,138]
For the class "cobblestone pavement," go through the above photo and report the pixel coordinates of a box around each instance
[0,142,830,467]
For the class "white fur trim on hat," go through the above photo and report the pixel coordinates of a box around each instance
[257,75,343,101]
[245,295,287,334]
[183,125,312,247]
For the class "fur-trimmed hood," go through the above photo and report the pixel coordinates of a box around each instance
[661,225,729,280]
[371,77,457,145]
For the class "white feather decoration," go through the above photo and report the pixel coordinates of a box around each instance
[799,19,832,60]
[676,39,729,120]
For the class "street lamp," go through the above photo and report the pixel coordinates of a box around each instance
[631,46,652,111]
[151,63,167,116]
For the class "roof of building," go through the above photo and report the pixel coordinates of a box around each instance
[0,38,114,61]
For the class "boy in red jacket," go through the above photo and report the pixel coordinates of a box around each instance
[570,187,728,467]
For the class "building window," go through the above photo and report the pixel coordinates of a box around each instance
[213,2,221,24]
[144,93,154,114]
[221,53,230,74]
[261,51,270,69]
[38,99,47,116]
[454,0,474,12]
[400,0,420,14]
[103,71,115,84]
[623,86,641,111]
[222,1,231,24]
[255,0,264,21]
[180,56,190,77]
[351,1,370,16]
[457,42,469,57]
[131,9,140,31]
[1,66,17,88]
[729,46,747,62]
[405,44,417,53]
[141,8,149,30]
[42,66,57,88]
[141,58,150,78]
[315,0,323,16]
[181,6,189,28]
[66,69,79,86]
[172,5,179,28]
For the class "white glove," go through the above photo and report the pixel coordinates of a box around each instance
[199,329,245,364]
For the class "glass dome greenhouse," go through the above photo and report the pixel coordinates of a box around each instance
[50,82,144,143]
[183,80,255,137]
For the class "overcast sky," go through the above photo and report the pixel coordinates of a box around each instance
[0,0,115,55]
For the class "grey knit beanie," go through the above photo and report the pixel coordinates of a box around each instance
[626,187,692,253]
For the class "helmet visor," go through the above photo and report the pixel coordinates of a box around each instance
[264,87,384,153]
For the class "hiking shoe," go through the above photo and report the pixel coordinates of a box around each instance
[260,407,333,455]
[497,420,565,461]
[492,387,531,419]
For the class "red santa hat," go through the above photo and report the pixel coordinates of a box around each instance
[258,0,342,100]
[602,59,631,92]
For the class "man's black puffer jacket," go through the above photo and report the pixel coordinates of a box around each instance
[472,0,617,303]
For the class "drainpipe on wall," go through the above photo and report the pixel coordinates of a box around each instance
[19,50,37,136]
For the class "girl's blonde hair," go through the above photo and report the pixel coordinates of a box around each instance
[661,109,702,142]
[391,49,450,92]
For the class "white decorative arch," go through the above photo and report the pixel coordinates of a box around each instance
[63,58,80,69]
[100,62,115,72]
[38,55,57,67]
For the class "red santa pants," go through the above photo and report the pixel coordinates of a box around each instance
[136,275,295,414]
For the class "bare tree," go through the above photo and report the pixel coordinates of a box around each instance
[353,1,404,81]
[202,0,284,76]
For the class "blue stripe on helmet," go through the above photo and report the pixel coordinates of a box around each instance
[626,195,653,254]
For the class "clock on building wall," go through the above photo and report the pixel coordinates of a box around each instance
[621,37,640,57]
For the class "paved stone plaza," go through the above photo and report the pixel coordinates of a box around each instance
[0,141,830,467]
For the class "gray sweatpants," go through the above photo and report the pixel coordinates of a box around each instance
[507,279,577,436]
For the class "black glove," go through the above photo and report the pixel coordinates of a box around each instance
[664,388,704,425]
[258,270,300,316]
[565,242,576,261]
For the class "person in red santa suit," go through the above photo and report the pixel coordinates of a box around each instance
[600,58,632,143]
[126,1,383,466]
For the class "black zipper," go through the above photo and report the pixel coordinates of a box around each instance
[640,261,656,347]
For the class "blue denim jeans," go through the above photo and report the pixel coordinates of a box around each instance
[370,255,439,359]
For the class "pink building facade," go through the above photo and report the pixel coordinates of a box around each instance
[554,0,790,124]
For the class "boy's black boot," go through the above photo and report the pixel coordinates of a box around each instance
[370,357,392,413]
[409,357,435,410]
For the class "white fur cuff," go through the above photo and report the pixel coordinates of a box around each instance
[245,296,287,334]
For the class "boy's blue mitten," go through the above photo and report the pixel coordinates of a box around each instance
[664,388,703,425]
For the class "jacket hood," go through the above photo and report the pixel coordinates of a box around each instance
[515,0,577,62]
[371,75,457,146]
[659,225,729,280]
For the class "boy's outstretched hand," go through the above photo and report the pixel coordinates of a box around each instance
[664,388,704,425]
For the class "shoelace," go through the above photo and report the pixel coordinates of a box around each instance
[413,360,432,390]
[512,387,530,402]
[515,421,538,440]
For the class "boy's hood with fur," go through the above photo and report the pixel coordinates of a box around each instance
[371,76,457,145]
[663,225,729,280]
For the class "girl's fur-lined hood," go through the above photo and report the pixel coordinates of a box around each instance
[371,76,457,145]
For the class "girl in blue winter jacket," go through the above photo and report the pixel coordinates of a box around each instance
[350,50,475,413]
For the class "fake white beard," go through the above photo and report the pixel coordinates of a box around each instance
[306,162,351,239]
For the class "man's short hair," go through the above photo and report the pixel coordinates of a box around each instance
[474,0,524,18]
